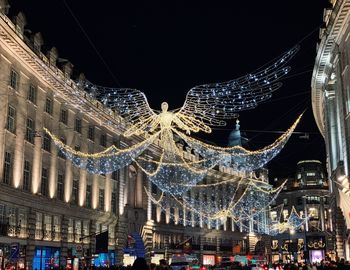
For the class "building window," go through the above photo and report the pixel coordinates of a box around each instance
[306,196,320,204]
[309,207,319,219]
[297,173,301,179]
[60,109,68,124]
[270,211,277,222]
[112,171,119,181]
[72,179,79,205]
[306,172,316,177]
[75,118,82,133]
[42,133,51,152]
[57,137,66,159]
[75,220,82,242]
[23,160,31,192]
[25,118,35,144]
[100,134,107,147]
[41,168,48,196]
[99,189,104,211]
[6,106,16,133]
[45,98,53,115]
[35,212,43,240]
[88,126,95,141]
[111,192,117,215]
[57,173,64,200]
[10,69,18,90]
[44,215,52,240]
[83,221,89,243]
[3,152,12,184]
[283,198,288,206]
[86,185,91,208]
[28,84,37,104]
[283,210,289,221]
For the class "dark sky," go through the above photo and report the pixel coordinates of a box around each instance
[9,0,331,179]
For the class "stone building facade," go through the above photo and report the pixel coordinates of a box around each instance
[270,160,341,263]
[311,0,350,260]
[0,2,263,269]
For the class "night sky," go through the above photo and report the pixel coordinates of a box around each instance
[9,0,331,179]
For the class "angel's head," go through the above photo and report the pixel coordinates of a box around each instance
[161,102,168,112]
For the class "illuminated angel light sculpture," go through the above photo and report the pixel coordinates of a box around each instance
[46,45,301,194]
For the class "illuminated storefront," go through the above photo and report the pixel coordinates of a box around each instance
[32,247,60,270]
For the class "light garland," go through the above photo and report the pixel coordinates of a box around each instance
[146,176,284,226]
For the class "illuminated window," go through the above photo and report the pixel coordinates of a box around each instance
[270,211,277,222]
[306,172,316,176]
[283,210,289,221]
[309,207,319,219]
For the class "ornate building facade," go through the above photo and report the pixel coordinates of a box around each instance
[0,2,265,269]
[270,160,340,263]
[311,0,350,260]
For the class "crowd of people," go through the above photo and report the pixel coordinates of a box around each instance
[80,258,350,270]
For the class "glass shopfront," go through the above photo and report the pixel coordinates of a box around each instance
[33,246,60,270]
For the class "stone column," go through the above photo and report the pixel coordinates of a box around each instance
[32,135,42,194]
[92,174,99,210]
[127,167,135,207]
[12,88,26,188]
[119,167,126,215]
[32,89,45,194]
[79,169,87,206]
[104,174,112,212]
[147,178,152,221]
[135,168,143,208]
[49,146,57,198]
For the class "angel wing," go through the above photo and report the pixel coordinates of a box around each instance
[176,45,300,132]
[83,82,158,136]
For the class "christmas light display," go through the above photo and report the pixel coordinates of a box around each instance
[145,176,285,226]
[44,45,301,200]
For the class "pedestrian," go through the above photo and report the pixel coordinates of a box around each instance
[131,257,149,270]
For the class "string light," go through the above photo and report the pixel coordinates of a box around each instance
[84,45,299,137]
